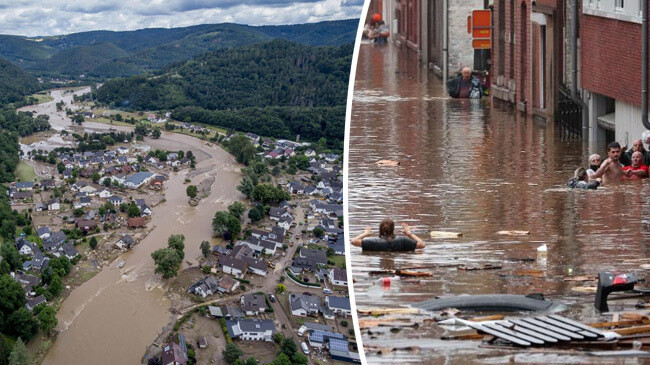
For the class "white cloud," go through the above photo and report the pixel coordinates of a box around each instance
[0,0,363,36]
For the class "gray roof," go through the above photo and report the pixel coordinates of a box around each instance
[37,227,50,236]
[60,242,78,258]
[241,294,267,313]
[300,248,327,265]
[326,296,351,311]
[125,172,154,186]
[26,295,47,310]
[208,306,223,317]
[290,293,320,313]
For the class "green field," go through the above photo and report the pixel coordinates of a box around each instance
[15,161,38,182]
[328,255,346,268]
[29,92,54,105]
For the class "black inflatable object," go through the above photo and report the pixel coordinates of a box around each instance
[415,293,563,312]
[361,237,417,251]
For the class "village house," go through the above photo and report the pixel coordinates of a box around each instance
[16,238,35,256]
[329,268,348,287]
[289,293,321,317]
[189,276,219,298]
[128,217,146,229]
[15,182,34,191]
[37,226,51,240]
[325,296,351,317]
[240,294,268,315]
[25,295,47,311]
[218,256,248,278]
[59,242,79,260]
[47,198,61,211]
[161,341,187,365]
[226,319,275,342]
[237,237,278,255]
[307,329,346,349]
[116,234,135,250]
[76,219,98,233]
[217,276,240,293]
[124,172,155,189]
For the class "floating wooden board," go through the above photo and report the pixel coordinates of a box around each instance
[430,231,463,238]
[497,230,530,236]
[376,160,400,166]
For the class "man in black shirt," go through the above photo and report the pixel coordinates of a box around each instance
[351,218,425,251]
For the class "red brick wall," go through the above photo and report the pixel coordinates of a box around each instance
[581,13,643,106]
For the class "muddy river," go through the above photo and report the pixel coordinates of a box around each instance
[348,43,650,363]
[19,88,244,364]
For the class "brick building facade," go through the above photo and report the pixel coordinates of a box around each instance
[491,0,564,120]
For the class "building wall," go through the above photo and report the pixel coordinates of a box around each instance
[616,100,647,147]
[581,12,645,107]
[447,0,484,77]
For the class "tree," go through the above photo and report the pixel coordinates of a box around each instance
[341,320,348,327]
[167,234,185,260]
[103,178,111,187]
[151,248,181,279]
[152,127,161,139]
[200,241,210,257]
[237,176,255,198]
[252,184,290,204]
[212,211,231,237]
[127,203,141,218]
[0,335,11,365]
[0,274,26,316]
[0,243,20,270]
[119,202,128,212]
[270,353,292,365]
[186,185,198,199]
[8,338,29,365]
[73,208,84,217]
[245,358,258,365]
[8,308,39,341]
[91,172,101,183]
[272,332,284,344]
[38,306,57,333]
[71,114,84,125]
[276,284,286,293]
[247,207,262,223]
[313,227,324,238]
[227,215,241,241]
[222,343,243,364]
[49,273,62,297]
[89,236,98,249]
[134,123,149,136]
[280,338,298,358]
[228,202,246,219]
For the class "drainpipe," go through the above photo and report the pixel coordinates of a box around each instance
[643,0,650,129]
[570,0,589,135]
[442,0,448,85]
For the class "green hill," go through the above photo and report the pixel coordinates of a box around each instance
[0,19,358,79]
[0,56,40,104]
[96,39,352,146]
[29,42,129,77]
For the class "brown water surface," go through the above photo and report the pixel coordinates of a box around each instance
[20,88,244,364]
[349,42,650,364]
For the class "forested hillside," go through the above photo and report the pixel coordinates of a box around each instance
[0,20,358,79]
[0,57,40,105]
[96,40,351,146]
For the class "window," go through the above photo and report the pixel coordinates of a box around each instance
[615,0,624,11]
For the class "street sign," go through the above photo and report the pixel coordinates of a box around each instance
[472,39,491,49]
[470,9,492,49]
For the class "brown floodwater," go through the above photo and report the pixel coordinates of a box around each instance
[348,42,650,364]
[21,88,244,364]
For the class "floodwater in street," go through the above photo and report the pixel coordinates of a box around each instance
[19,88,245,364]
[348,43,650,363]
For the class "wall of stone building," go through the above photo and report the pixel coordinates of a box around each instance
[447,0,484,77]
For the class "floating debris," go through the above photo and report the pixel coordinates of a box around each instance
[497,230,531,236]
[430,231,463,238]
[376,160,400,166]
[458,264,503,271]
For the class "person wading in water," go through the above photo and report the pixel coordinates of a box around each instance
[351,218,425,251]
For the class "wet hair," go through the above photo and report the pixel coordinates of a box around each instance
[379,219,395,240]
[574,167,587,181]
[607,141,621,152]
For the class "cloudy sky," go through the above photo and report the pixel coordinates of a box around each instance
[0,0,365,37]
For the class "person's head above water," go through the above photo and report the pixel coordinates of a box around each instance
[632,151,644,168]
[607,141,621,161]
[633,139,645,152]
[589,154,602,167]
[574,167,588,181]
[461,67,472,80]
[379,218,395,240]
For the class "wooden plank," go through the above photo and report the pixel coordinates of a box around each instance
[612,325,650,335]
[589,319,646,328]
[430,231,463,238]
[441,333,485,340]
[470,315,505,322]
[520,317,584,340]
[537,316,598,338]
[496,230,530,236]
[509,319,572,341]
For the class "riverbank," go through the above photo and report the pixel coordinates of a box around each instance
[16,86,246,364]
